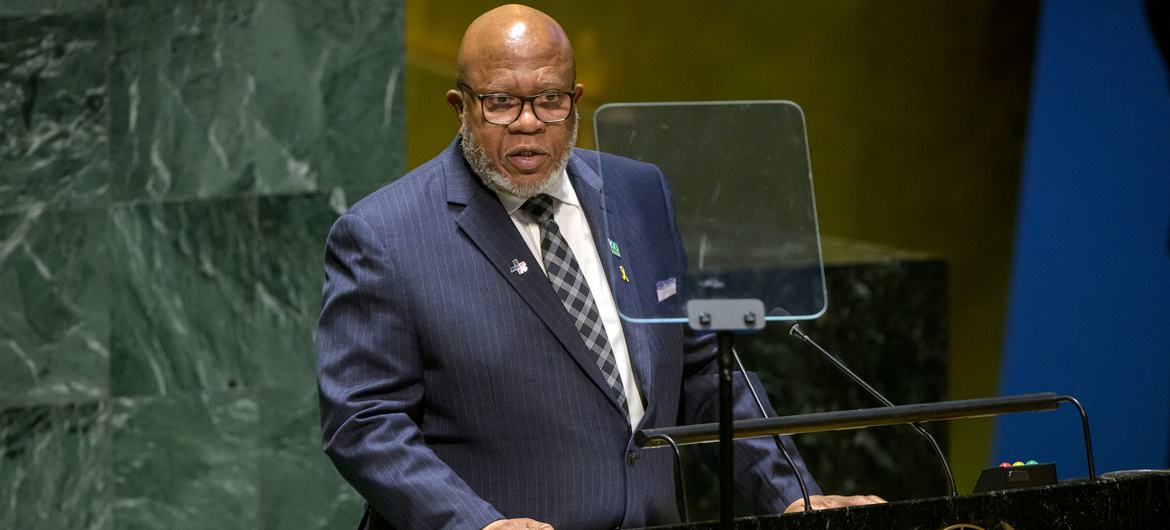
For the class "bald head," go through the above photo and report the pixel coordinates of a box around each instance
[446,5,583,199]
[456,4,575,86]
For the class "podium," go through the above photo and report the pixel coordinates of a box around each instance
[638,473,1170,529]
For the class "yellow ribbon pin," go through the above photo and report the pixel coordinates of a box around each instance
[619,265,630,282]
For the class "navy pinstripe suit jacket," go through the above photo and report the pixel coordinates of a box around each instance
[316,138,820,530]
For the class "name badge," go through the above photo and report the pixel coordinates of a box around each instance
[656,277,677,302]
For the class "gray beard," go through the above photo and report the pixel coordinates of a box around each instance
[460,111,578,199]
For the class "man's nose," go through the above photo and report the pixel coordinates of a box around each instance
[508,100,545,132]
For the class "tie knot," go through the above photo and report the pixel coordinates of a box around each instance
[521,194,556,224]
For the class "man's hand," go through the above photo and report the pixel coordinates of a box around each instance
[483,518,555,530]
[783,494,886,513]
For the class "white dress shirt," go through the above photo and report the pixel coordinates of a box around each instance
[493,169,646,428]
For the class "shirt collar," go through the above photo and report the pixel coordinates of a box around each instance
[495,167,579,216]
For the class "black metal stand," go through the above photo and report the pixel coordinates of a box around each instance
[687,299,766,529]
[716,331,735,526]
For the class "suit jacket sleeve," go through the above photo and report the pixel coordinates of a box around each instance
[316,212,503,530]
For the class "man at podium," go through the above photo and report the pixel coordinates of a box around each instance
[315,4,882,529]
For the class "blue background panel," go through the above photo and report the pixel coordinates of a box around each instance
[997,0,1170,479]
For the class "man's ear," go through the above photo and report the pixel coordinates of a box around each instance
[446,89,465,122]
[573,83,584,103]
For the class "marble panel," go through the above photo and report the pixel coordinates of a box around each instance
[107,0,258,201]
[111,392,258,530]
[108,198,257,397]
[0,11,108,214]
[0,400,111,530]
[0,0,103,17]
[679,241,949,519]
[258,448,364,529]
[249,0,405,200]
[106,0,405,203]
[746,246,949,500]
[0,206,109,406]
[255,192,360,529]
[255,192,334,431]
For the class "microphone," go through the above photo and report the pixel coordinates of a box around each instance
[783,318,958,497]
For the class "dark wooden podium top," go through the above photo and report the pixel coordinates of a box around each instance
[640,472,1170,529]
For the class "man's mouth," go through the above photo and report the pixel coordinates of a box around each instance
[507,148,549,172]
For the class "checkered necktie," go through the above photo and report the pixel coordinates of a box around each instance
[522,194,628,415]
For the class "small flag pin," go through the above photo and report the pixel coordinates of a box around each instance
[509,259,528,275]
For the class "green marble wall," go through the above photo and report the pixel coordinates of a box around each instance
[0,1,403,528]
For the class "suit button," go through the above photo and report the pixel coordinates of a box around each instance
[626,450,638,466]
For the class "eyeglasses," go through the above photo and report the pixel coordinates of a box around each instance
[458,82,575,125]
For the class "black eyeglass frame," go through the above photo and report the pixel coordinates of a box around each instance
[457,82,577,125]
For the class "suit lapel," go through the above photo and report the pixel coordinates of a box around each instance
[444,140,628,417]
